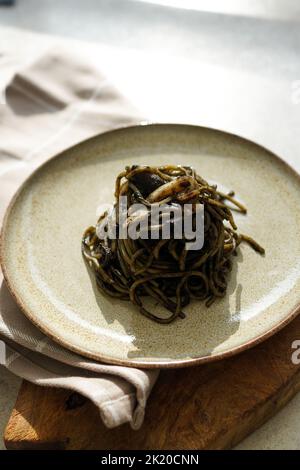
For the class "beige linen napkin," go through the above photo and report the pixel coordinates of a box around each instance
[0,49,159,429]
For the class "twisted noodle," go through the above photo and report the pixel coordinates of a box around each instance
[82,165,265,323]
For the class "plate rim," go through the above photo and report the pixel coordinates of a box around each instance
[1,122,300,369]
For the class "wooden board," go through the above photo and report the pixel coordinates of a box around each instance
[4,315,300,450]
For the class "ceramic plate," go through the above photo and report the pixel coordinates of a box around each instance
[1,124,300,368]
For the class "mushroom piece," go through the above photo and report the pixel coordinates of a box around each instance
[129,168,165,197]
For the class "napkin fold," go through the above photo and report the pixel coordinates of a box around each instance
[0,48,159,429]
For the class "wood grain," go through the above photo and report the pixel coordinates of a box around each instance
[4,315,300,450]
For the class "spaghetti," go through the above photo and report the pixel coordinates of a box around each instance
[82,165,264,323]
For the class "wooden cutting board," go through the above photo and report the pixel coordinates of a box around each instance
[4,315,300,450]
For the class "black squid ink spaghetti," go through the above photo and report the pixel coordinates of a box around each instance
[82,165,264,324]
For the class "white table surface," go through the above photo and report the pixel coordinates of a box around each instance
[0,0,300,449]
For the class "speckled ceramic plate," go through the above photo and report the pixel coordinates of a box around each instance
[1,124,300,368]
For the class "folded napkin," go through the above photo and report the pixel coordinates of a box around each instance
[0,49,159,429]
